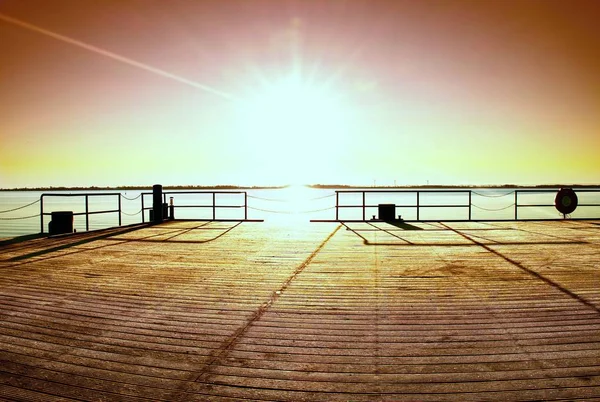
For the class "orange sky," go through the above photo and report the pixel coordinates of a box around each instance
[1,0,599,188]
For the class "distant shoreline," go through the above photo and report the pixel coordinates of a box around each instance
[2,184,599,191]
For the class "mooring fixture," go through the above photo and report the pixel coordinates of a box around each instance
[378,204,396,221]
[48,211,74,235]
[152,184,163,223]
[555,188,578,216]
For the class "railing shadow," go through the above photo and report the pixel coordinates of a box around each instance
[385,221,424,230]
[0,233,45,248]
[342,222,589,247]
[3,221,244,264]
[125,222,242,244]
[5,224,148,262]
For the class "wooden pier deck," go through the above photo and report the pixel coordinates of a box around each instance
[0,220,599,401]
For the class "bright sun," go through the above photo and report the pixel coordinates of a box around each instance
[235,73,353,185]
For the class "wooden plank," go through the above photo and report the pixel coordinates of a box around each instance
[0,220,599,400]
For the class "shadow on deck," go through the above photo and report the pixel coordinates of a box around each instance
[0,220,599,401]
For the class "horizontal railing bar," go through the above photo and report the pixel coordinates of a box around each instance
[141,191,246,195]
[334,188,600,194]
[82,210,120,216]
[312,217,598,223]
[41,193,122,197]
[335,190,471,193]
[336,204,470,208]
[517,203,600,208]
[516,189,600,193]
[42,210,120,216]
[172,205,244,208]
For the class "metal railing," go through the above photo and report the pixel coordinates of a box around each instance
[140,190,251,222]
[333,189,471,222]
[40,193,122,233]
[514,189,600,220]
[317,188,600,222]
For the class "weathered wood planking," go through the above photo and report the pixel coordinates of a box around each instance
[0,220,599,401]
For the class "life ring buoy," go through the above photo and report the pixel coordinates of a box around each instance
[555,188,578,215]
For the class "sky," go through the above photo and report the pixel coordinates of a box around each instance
[1,0,599,188]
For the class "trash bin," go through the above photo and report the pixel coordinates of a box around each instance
[49,211,74,235]
[378,204,396,221]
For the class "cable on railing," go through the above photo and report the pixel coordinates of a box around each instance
[246,195,287,202]
[248,193,336,202]
[248,206,335,215]
[471,203,516,212]
[309,193,336,200]
[0,213,40,220]
[121,193,142,201]
[248,206,294,214]
[121,209,142,216]
[0,199,40,214]
[299,206,336,214]
[471,190,514,198]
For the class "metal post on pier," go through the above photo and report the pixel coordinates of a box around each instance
[152,184,163,223]
[118,195,122,226]
[212,193,216,220]
[362,191,366,221]
[416,191,420,221]
[85,195,89,231]
[244,192,248,220]
[40,195,44,234]
[468,191,472,221]
[514,191,518,220]
[335,192,339,221]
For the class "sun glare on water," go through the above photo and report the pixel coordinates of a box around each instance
[270,184,321,224]
[235,73,354,186]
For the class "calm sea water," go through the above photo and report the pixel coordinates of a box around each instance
[1,187,599,238]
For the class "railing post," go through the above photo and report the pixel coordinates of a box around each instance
[514,190,518,220]
[212,192,216,220]
[244,192,248,220]
[335,192,339,221]
[416,191,420,221]
[152,184,163,223]
[141,194,145,223]
[40,195,44,234]
[362,191,366,221]
[85,194,89,231]
[468,191,472,221]
[118,194,122,226]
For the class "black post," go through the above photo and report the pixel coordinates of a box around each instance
[212,193,216,220]
[118,194,122,226]
[468,191,472,221]
[362,191,366,221]
[40,195,44,234]
[85,194,89,231]
[153,184,163,223]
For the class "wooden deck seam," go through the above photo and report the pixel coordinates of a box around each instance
[189,225,342,386]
